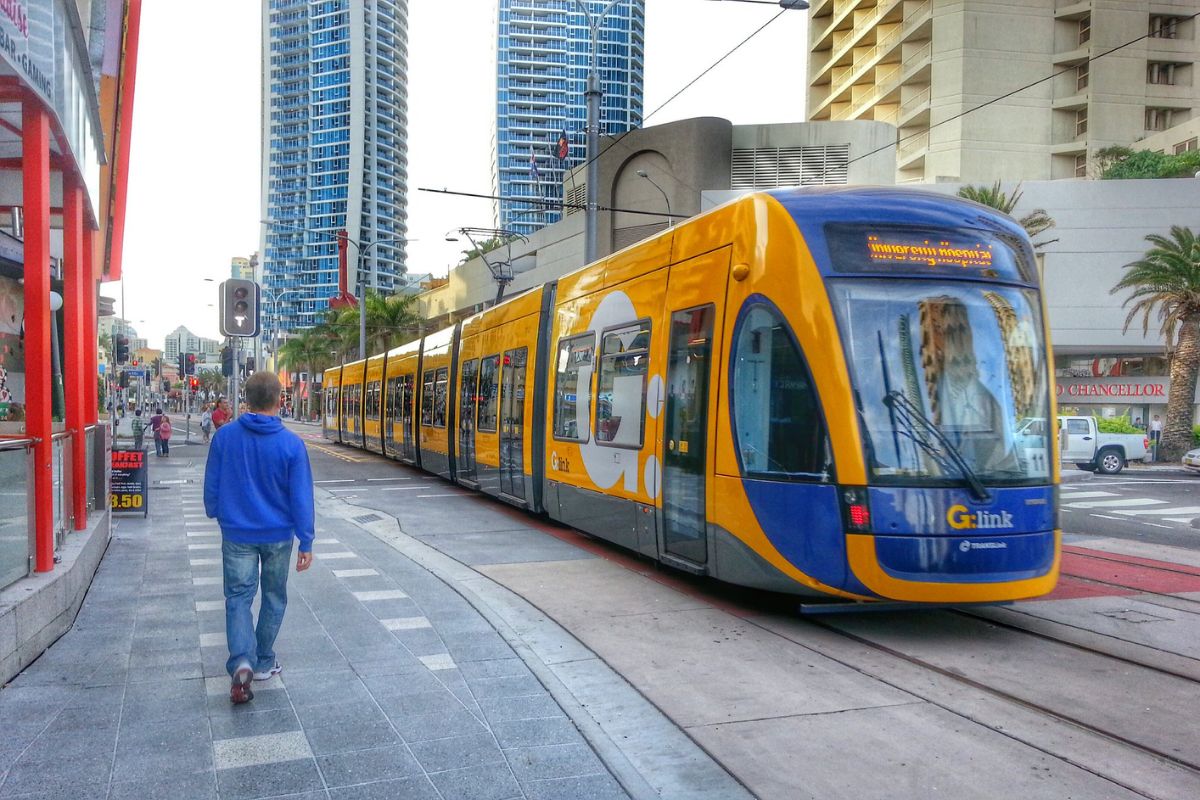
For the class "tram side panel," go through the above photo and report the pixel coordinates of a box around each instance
[364,353,387,455]
[543,264,668,557]
[323,367,342,443]
[339,360,367,450]
[383,342,422,465]
[417,328,455,480]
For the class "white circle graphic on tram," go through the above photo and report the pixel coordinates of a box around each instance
[578,290,652,493]
[646,375,664,419]
[644,454,661,499]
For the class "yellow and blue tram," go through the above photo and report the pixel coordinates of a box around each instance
[324,188,1060,603]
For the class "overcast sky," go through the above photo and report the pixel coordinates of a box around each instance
[116,1,810,346]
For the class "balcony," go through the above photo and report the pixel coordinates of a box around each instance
[898,85,931,125]
[897,130,929,168]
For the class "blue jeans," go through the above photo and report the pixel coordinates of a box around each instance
[222,539,293,676]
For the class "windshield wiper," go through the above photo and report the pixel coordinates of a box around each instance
[882,390,993,503]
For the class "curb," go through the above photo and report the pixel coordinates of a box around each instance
[316,490,754,800]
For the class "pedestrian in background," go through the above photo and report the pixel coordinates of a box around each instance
[204,371,314,705]
[157,411,172,457]
[1150,415,1163,459]
[200,403,214,443]
[131,408,146,451]
[212,397,231,430]
[150,407,165,456]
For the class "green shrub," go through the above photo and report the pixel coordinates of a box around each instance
[1193,425,1200,447]
[1095,416,1142,434]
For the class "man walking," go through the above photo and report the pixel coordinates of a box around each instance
[131,409,146,451]
[204,371,314,704]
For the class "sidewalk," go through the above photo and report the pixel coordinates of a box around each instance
[0,451,635,799]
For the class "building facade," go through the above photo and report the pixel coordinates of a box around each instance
[260,0,410,336]
[495,0,645,237]
[806,0,1199,183]
[163,326,221,362]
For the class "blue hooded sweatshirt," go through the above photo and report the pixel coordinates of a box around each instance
[203,413,315,552]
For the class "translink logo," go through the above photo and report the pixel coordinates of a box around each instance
[946,504,1014,531]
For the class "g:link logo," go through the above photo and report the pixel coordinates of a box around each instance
[946,504,1014,531]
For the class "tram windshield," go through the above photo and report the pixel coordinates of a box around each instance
[828,280,1051,486]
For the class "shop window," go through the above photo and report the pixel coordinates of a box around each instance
[595,321,651,448]
[553,334,594,441]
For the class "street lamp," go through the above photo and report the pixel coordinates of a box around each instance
[636,170,672,228]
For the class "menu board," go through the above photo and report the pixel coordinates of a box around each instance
[110,448,148,517]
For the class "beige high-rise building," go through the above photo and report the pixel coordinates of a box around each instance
[807,0,1198,183]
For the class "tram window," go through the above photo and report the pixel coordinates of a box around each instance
[421,369,435,426]
[478,355,500,432]
[366,380,381,419]
[732,305,830,480]
[460,359,479,431]
[386,378,400,422]
[433,367,449,428]
[596,321,651,448]
[553,334,594,442]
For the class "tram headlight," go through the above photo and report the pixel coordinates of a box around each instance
[840,487,872,533]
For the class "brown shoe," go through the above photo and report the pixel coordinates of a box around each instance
[230,666,254,704]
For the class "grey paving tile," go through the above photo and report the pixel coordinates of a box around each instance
[315,744,422,787]
[375,690,464,719]
[215,758,325,800]
[359,670,445,699]
[0,783,108,800]
[492,717,583,749]
[407,732,506,774]
[210,707,302,741]
[521,773,629,800]
[304,720,401,756]
[0,764,111,797]
[505,743,605,782]
[295,699,388,729]
[390,709,489,743]
[464,674,545,700]
[107,774,219,800]
[327,777,441,800]
[212,731,313,770]
[119,692,209,724]
[111,742,214,783]
[458,659,532,681]
[479,694,566,725]
[427,762,522,800]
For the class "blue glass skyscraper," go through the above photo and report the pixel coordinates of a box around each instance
[261,0,409,336]
[495,0,644,237]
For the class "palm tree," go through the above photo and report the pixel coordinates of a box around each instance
[278,329,336,420]
[1111,226,1200,461]
[364,291,421,354]
[957,181,1057,250]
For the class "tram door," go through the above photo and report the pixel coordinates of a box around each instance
[499,347,528,499]
[458,359,479,483]
[398,375,416,462]
[660,250,729,566]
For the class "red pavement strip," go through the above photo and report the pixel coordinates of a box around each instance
[1047,545,1200,600]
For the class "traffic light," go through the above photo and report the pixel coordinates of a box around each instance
[186,354,197,375]
[221,346,233,378]
[131,358,139,367]
[114,335,129,364]
[162,379,170,393]
[219,279,260,337]
[178,353,186,376]
[118,371,129,388]
[189,376,199,391]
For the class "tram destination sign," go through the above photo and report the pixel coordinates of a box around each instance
[826,224,1032,282]
[110,447,148,517]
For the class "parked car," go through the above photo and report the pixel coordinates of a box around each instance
[1058,415,1150,475]
[1183,447,1200,474]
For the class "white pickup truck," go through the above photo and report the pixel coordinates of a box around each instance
[1058,416,1150,475]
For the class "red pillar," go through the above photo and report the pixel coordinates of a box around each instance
[64,176,88,529]
[23,101,53,571]
[84,228,99,426]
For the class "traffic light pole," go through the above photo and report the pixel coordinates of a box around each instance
[230,336,240,419]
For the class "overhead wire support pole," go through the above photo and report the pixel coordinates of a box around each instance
[576,0,622,266]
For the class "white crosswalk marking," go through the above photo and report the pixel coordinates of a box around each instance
[1114,506,1200,517]
[1058,491,1118,500]
[1064,498,1166,509]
